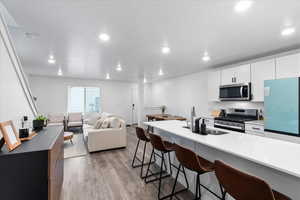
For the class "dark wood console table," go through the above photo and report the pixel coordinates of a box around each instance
[0,126,64,200]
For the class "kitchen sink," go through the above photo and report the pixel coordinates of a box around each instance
[206,129,229,135]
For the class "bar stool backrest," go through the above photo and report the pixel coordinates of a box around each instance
[174,144,203,172]
[215,160,276,200]
[148,133,167,152]
[135,127,149,141]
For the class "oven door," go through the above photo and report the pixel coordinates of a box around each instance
[219,83,251,101]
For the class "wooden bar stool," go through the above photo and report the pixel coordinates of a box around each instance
[144,133,189,200]
[215,160,291,200]
[171,144,223,200]
[132,127,155,178]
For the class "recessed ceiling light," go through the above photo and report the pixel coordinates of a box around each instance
[99,33,110,42]
[158,69,164,76]
[202,52,211,62]
[116,63,122,71]
[48,55,56,64]
[106,73,110,79]
[143,78,147,83]
[234,0,253,13]
[57,68,63,76]
[161,46,170,54]
[281,27,296,36]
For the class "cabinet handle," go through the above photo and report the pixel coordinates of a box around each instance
[252,127,261,131]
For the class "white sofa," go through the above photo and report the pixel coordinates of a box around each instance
[83,113,127,152]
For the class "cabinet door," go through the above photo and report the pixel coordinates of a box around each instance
[235,64,251,83]
[276,53,300,79]
[221,67,236,85]
[207,71,221,101]
[251,59,275,101]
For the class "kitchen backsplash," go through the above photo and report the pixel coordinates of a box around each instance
[208,101,264,115]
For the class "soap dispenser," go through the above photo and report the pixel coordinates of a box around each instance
[200,119,207,135]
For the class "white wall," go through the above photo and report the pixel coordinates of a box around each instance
[29,75,137,124]
[148,71,210,119]
[0,14,35,132]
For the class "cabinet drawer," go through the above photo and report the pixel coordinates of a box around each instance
[245,124,264,134]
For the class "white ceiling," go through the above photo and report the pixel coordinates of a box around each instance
[2,0,300,82]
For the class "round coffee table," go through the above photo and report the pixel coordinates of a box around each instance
[64,132,74,144]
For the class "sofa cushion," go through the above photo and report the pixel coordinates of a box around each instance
[94,117,106,129]
[101,112,113,118]
[68,121,83,127]
[68,112,82,122]
[100,118,111,129]
[109,117,122,128]
[87,113,101,126]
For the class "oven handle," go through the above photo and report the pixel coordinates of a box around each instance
[214,123,244,130]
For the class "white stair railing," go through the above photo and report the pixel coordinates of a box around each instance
[0,13,38,117]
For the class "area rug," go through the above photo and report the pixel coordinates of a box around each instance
[64,133,88,159]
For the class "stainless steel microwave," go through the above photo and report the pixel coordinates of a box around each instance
[219,83,251,101]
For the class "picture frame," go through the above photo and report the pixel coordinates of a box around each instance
[0,120,21,151]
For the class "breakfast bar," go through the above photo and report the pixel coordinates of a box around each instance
[144,120,300,200]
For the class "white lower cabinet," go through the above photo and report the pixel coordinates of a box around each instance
[251,59,276,102]
[245,123,264,136]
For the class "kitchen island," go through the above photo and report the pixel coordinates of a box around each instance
[144,120,300,200]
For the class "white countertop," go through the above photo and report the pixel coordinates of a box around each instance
[144,120,300,178]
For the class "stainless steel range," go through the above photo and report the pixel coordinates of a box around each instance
[214,108,258,132]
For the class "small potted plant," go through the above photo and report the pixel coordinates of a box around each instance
[33,115,47,131]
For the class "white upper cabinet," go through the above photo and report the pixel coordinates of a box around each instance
[234,64,251,83]
[207,71,221,101]
[276,53,300,79]
[221,64,250,85]
[221,67,236,85]
[251,59,276,102]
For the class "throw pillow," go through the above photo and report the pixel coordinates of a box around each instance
[100,118,111,129]
[109,117,122,128]
[93,117,106,129]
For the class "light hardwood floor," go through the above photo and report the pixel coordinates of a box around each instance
[60,126,194,200]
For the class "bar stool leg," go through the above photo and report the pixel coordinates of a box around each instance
[195,173,199,200]
[168,152,173,175]
[140,141,147,178]
[198,173,202,199]
[145,148,155,182]
[169,165,189,200]
[170,164,181,200]
[158,152,165,199]
[131,139,140,167]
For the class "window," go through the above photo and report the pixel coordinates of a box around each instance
[68,87,100,113]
